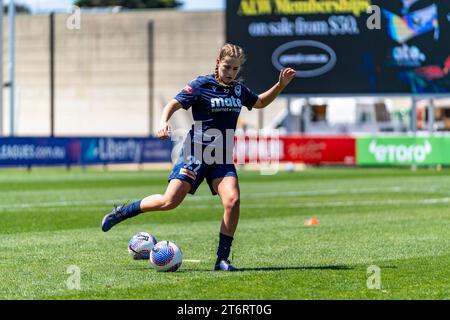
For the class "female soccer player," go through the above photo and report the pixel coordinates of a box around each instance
[101,43,296,271]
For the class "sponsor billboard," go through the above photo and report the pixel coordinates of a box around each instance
[357,136,450,165]
[226,0,450,95]
[0,138,80,166]
[79,137,172,164]
[283,136,356,164]
[0,137,172,167]
[234,135,356,164]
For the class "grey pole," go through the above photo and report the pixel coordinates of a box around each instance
[50,12,55,137]
[0,0,3,136]
[411,97,417,134]
[148,21,154,135]
[286,97,292,133]
[8,0,15,136]
[427,98,434,134]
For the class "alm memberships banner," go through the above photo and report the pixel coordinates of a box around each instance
[357,136,450,165]
[226,0,450,95]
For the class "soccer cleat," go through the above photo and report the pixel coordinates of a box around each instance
[101,206,127,232]
[214,260,239,271]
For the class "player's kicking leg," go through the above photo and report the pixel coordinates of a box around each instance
[101,179,191,232]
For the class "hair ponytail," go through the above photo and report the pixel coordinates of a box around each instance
[214,64,220,82]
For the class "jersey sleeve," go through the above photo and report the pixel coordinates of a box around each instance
[174,78,201,110]
[240,84,259,111]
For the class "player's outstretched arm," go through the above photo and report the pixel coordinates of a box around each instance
[157,99,184,140]
[252,68,296,109]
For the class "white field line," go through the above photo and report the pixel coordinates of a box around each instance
[137,186,447,202]
[0,185,444,201]
[0,189,449,210]
[183,259,201,263]
[181,197,450,210]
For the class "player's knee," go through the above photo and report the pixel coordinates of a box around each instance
[224,194,240,211]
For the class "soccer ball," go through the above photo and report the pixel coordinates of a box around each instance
[149,241,183,272]
[128,232,158,260]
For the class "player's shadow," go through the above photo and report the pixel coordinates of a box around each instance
[237,265,353,272]
[130,265,396,272]
[177,265,354,272]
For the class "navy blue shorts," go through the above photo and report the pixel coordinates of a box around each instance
[168,157,238,195]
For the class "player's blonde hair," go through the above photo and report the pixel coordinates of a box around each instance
[215,43,246,82]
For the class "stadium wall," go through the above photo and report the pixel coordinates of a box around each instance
[1,9,285,137]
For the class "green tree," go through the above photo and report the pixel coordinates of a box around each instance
[74,0,182,9]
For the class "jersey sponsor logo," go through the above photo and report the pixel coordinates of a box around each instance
[234,85,241,97]
[184,85,193,94]
[210,97,242,108]
[179,167,196,180]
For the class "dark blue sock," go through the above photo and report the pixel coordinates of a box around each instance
[216,233,234,264]
[121,200,143,218]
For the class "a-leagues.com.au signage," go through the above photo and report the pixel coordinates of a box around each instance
[0,137,172,167]
[226,0,450,95]
[357,136,450,165]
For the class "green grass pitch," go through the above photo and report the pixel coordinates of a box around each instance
[0,167,449,299]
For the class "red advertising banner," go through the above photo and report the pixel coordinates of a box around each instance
[282,136,355,165]
[234,135,356,165]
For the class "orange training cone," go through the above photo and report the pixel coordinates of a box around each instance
[304,218,320,226]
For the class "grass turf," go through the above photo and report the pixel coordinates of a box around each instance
[0,167,449,299]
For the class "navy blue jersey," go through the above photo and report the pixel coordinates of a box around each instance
[174,74,259,150]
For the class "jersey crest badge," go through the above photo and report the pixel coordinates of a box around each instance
[234,85,241,97]
[184,85,193,94]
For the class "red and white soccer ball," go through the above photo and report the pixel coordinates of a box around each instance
[149,241,183,272]
[128,232,158,260]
